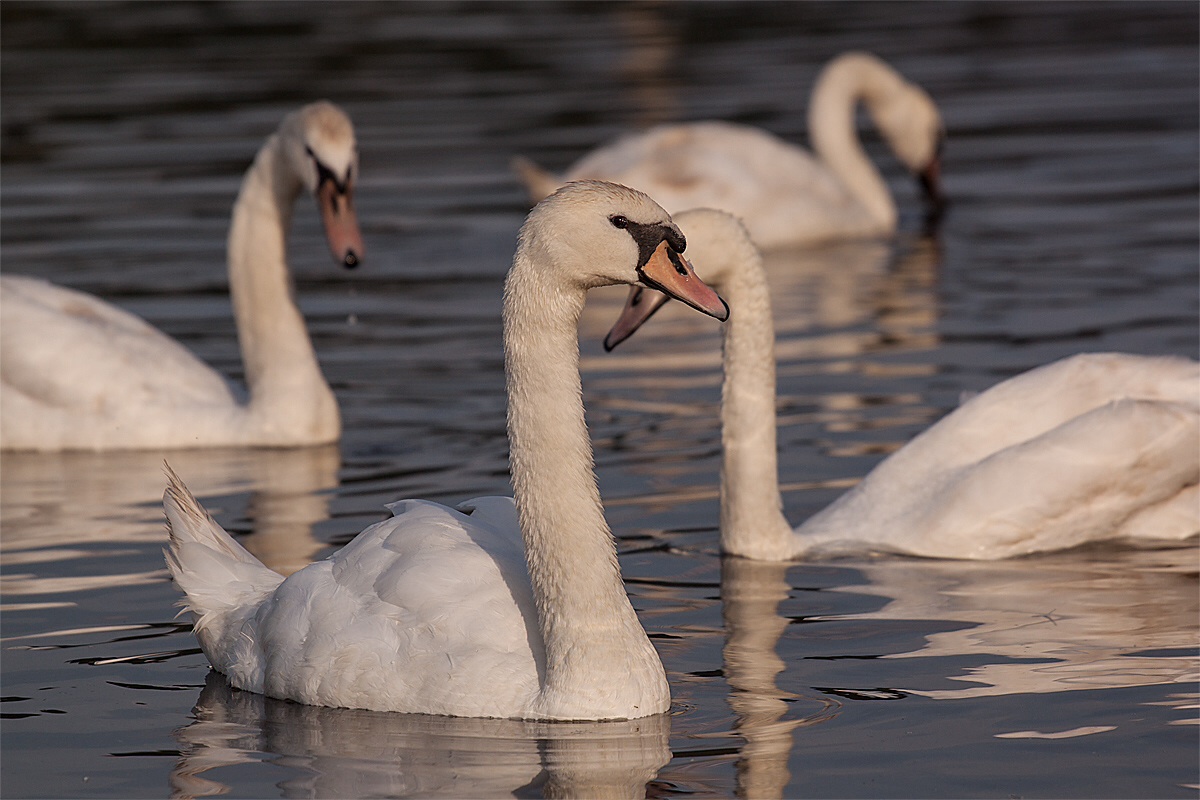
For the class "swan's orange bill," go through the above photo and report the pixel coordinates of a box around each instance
[317,179,365,269]
[604,286,672,351]
[636,240,728,323]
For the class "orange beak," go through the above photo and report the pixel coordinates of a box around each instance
[636,240,728,322]
[317,179,365,269]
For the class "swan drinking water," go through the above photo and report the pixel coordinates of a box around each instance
[164,181,729,720]
[514,52,945,249]
[1,101,364,451]
[605,208,1199,560]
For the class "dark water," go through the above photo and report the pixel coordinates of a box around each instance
[2,2,1197,798]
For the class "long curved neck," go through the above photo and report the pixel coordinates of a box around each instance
[716,247,798,561]
[226,134,338,441]
[503,247,666,717]
[808,53,899,232]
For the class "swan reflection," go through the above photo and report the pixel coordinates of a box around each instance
[171,671,671,799]
[714,542,1197,797]
[837,543,1199,701]
[720,557,838,800]
[0,445,339,601]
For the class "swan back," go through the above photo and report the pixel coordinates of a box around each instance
[796,353,1200,559]
[513,53,944,248]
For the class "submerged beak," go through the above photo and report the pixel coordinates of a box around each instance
[603,285,672,351]
[636,240,729,322]
[917,151,947,229]
[317,179,365,269]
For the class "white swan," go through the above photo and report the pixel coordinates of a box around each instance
[0,101,364,451]
[514,52,945,249]
[163,181,730,720]
[605,208,1199,560]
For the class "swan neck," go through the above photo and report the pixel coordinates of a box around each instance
[226,134,338,440]
[808,54,898,231]
[503,247,666,715]
[717,253,797,560]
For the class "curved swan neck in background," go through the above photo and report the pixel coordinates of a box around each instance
[808,52,901,233]
[711,236,797,560]
[226,132,338,439]
[503,243,667,717]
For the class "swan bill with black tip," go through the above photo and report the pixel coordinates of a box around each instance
[635,240,729,323]
[316,172,365,269]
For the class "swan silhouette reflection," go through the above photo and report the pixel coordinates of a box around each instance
[171,671,671,799]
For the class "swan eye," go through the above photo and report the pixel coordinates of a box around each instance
[609,215,630,230]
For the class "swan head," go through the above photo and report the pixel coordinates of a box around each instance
[521,181,729,321]
[279,101,365,269]
[872,82,947,219]
[604,209,753,350]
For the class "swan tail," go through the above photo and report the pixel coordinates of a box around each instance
[162,463,283,634]
[511,156,563,204]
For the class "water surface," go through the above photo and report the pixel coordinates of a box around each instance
[2,2,1197,798]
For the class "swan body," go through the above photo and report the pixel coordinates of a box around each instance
[606,208,1199,560]
[515,52,944,249]
[1,101,364,451]
[165,181,729,720]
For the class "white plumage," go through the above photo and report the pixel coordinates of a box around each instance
[515,52,944,249]
[164,181,729,720]
[1,101,363,451]
[607,208,1199,560]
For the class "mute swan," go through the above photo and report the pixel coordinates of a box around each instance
[605,208,1199,560]
[164,181,730,720]
[514,52,945,249]
[0,101,364,451]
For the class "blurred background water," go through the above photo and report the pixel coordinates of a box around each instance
[1,2,1197,798]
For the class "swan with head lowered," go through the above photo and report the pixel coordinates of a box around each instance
[1,101,364,451]
[163,181,729,720]
[605,208,1199,560]
[514,52,945,250]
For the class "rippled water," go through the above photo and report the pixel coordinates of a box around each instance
[2,2,1197,798]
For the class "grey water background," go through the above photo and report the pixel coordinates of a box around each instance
[1,2,1197,797]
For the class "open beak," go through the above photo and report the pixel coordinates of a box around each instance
[317,179,365,269]
[636,240,729,322]
[603,285,672,351]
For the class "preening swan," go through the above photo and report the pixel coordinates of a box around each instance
[0,101,364,451]
[164,181,729,720]
[514,52,945,249]
[606,208,1199,560]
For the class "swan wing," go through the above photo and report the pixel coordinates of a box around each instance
[212,497,542,717]
[898,398,1199,558]
[565,123,873,247]
[1,276,235,422]
[795,354,1199,558]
